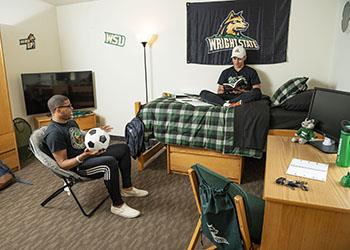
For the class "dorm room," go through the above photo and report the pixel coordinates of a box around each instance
[1,0,350,249]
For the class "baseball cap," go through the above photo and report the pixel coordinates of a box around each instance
[231,46,246,59]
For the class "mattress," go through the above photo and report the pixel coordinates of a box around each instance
[270,107,307,129]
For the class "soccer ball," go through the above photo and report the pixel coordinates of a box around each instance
[84,128,110,151]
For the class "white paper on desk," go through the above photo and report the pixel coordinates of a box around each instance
[286,158,329,182]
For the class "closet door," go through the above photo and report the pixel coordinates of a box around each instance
[0,34,20,171]
[0,37,13,134]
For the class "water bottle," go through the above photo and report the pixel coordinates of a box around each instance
[336,120,350,167]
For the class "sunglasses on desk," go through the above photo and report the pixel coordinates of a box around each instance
[275,177,309,191]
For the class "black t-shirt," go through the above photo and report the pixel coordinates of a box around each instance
[43,120,85,159]
[217,65,260,91]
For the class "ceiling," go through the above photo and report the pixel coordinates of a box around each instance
[41,0,98,6]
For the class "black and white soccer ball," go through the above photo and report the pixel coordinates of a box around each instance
[84,128,110,151]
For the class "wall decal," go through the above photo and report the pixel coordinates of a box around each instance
[104,32,126,47]
[19,33,36,50]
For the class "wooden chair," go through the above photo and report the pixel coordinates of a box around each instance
[188,165,264,250]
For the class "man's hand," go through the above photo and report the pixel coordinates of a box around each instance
[217,85,224,94]
[252,83,261,89]
[100,125,113,132]
[232,87,247,94]
[84,148,106,156]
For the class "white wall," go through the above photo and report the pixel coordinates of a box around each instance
[55,0,338,135]
[0,0,52,25]
[331,0,350,92]
[1,0,340,136]
[0,1,62,125]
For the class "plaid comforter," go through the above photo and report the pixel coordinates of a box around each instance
[138,97,262,158]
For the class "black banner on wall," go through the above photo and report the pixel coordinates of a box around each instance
[187,0,291,65]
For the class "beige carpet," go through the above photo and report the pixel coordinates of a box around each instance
[0,150,264,250]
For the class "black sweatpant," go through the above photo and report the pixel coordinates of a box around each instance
[200,88,262,106]
[76,143,132,206]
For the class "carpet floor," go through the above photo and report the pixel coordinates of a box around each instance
[0,149,265,250]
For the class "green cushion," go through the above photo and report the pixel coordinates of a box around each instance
[271,77,309,106]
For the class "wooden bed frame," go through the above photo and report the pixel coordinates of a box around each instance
[134,101,323,184]
[134,101,243,183]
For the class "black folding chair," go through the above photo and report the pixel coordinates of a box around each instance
[29,126,109,217]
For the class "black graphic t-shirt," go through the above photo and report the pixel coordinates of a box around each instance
[43,120,85,159]
[217,65,260,90]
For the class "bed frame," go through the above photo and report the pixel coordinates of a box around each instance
[134,102,244,183]
[134,101,323,183]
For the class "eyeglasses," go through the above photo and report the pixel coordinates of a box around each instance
[56,104,73,109]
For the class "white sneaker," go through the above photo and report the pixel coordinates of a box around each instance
[223,101,230,107]
[111,203,140,218]
[121,187,149,197]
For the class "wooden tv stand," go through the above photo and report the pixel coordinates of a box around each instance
[34,113,96,131]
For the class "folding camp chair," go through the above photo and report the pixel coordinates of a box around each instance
[187,164,264,250]
[29,126,109,217]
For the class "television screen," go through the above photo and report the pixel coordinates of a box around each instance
[308,87,350,153]
[21,71,95,115]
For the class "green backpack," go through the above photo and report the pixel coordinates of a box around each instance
[193,164,243,250]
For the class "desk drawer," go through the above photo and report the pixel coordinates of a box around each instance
[0,149,20,171]
[75,114,96,131]
[0,132,16,154]
[38,120,51,127]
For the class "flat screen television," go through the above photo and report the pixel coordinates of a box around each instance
[21,71,95,115]
[308,87,350,153]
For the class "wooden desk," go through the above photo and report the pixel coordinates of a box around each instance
[261,135,350,250]
[34,113,96,131]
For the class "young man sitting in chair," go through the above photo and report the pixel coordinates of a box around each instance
[42,94,148,219]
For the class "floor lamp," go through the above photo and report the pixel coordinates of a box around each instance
[141,41,148,103]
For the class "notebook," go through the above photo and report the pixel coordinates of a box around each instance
[286,158,329,182]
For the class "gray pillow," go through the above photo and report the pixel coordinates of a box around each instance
[280,89,314,111]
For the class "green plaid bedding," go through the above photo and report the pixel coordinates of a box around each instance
[138,97,262,158]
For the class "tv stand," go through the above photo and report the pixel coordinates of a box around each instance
[34,113,96,131]
[309,138,338,154]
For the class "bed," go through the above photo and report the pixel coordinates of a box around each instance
[132,78,315,183]
[134,96,270,183]
[270,107,308,129]
[133,93,313,183]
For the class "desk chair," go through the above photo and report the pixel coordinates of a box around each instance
[188,164,264,250]
[29,126,109,217]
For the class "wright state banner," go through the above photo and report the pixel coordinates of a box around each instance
[187,0,291,65]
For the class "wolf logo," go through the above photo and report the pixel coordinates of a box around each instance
[205,9,259,53]
[207,223,230,245]
[217,10,249,36]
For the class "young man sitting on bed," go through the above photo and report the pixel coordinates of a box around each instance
[200,46,262,106]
